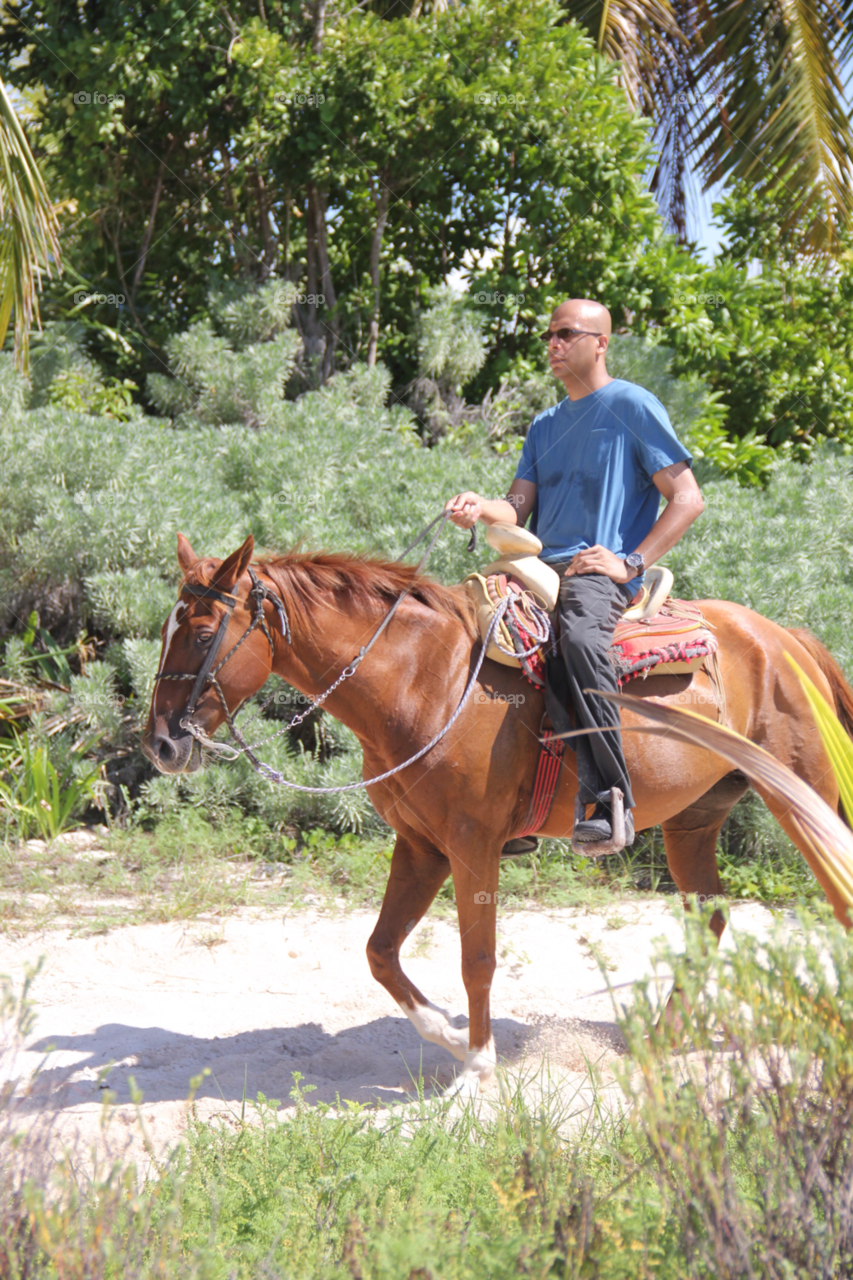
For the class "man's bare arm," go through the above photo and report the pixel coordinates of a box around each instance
[565,462,703,582]
[445,478,537,530]
[636,461,704,566]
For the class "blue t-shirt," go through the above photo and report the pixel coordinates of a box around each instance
[514,379,692,596]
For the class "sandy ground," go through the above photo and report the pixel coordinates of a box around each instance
[0,897,785,1172]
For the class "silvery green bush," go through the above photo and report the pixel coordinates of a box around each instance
[3,300,852,838]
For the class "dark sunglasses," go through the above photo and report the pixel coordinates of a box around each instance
[539,326,602,343]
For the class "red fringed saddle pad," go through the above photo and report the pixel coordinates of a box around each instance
[610,598,718,684]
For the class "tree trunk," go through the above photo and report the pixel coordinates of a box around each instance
[312,0,326,55]
[366,184,391,368]
[132,149,170,298]
[253,172,277,281]
[307,181,338,381]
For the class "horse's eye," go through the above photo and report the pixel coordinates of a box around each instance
[195,631,214,648]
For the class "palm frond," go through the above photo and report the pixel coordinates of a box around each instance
[688,0,853,252]
[590,690,853,926]
[0,81,61,372]
[784,652,853,827]
[562,0,688,111]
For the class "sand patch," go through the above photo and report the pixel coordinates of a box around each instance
[0,900,782,1171]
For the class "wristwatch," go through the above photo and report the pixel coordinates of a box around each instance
[625,551,645,577]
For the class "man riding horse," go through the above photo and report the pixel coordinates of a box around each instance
[446,298,705,853]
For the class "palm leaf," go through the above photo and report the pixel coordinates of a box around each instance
[0,81,61,372]
[785,652,853,827]
[585,691,853,926]
[562,0,689,112]
[564,0,853,252]
[691,0,853,253]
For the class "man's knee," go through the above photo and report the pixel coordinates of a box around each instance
[559,604,613,659]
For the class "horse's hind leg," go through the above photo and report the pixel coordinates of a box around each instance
[661,770,750,940]
[659,771,751,1026]
[366,834,469,1062]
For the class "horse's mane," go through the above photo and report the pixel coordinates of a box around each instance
[257,551,477,637]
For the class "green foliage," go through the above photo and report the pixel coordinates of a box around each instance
[0,731,101,841]
[147,280,302,429]
[661,181,853,457]
[620,913,853,1275]
[5,919,853,1276]
[4,0,691,394]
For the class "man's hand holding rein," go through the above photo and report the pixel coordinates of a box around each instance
[445,479,536,531]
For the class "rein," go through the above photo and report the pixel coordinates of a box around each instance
[153,513,538,796]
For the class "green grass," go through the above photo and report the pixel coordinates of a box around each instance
[6,914,853,1278]
[0,789,825,936]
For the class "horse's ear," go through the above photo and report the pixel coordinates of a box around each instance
[176,533,198,575]
[211,534,255,593]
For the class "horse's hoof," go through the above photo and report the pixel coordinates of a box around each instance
[443,1073,480,1100]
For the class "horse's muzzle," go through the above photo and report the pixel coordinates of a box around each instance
[142,725,202,774]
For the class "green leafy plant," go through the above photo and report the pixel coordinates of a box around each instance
[0,733,102,841]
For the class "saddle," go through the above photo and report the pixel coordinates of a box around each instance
[464,523,720,692]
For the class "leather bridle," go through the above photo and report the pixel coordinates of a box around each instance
[153,566,290,728]
[148,513,495,792]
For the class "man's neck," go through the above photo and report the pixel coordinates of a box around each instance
[561,370,613,402]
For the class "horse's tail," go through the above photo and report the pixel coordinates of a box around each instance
[788,628,853,826]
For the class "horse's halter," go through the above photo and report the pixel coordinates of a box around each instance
[153,566,290,729]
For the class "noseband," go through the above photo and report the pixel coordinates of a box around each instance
[153,566,290,726]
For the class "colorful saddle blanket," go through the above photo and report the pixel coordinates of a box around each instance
[610,597,718,684]
[467,573,718,689]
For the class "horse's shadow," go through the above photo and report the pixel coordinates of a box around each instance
[20,1012,626,1112]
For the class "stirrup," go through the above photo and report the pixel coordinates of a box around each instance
[571,787,633,856]
[501,836,539,859]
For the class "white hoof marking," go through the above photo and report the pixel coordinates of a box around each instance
[397,999,468,1062]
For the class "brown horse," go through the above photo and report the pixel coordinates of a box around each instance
[142,532,853,1096]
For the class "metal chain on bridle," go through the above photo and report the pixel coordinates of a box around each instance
[152,511,549,795]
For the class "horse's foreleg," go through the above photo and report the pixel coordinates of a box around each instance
[659,770,750,1030]
[442,847,500,1097]
[366,835,469,1063]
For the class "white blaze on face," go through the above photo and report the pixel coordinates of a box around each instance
[158,601,187,676]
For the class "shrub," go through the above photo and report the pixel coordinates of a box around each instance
[2,321,851,843]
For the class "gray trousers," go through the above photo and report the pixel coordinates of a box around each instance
[543,571,636,810]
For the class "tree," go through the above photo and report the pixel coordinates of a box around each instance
[659,178,853,460]
[562,0,853,254]
[1,0,694,393]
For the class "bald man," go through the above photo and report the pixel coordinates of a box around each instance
[446,298,704,851]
